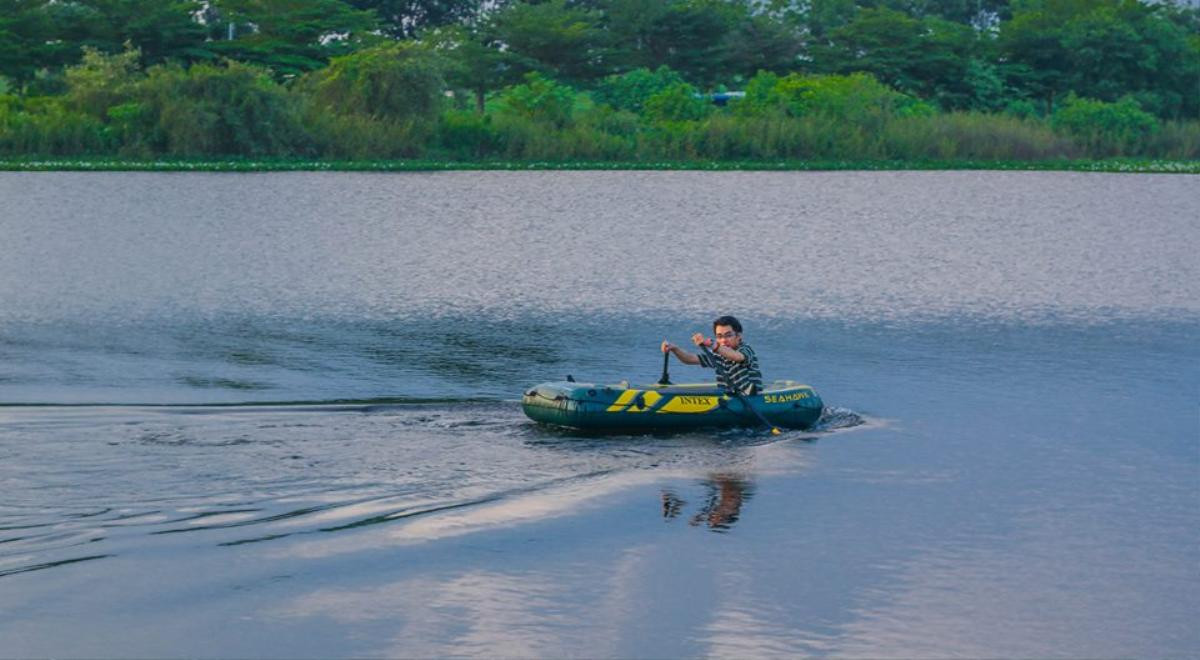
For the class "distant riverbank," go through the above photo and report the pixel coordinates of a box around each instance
[3,157,1198,174]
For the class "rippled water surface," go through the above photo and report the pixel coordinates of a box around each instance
[1,171,1197,657]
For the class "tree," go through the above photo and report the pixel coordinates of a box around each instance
[815,8,982,109]
[433,25,523,113]
[345,0,483,38]
[208,0,380,79]
[861,0,1013,26]
[0,0,57,86]
[599,0,802,87]
[722,11,804,80]
[642,0,743,86]
[81,0,212,65]
[999,0,1200,118]
[489,0,611,84]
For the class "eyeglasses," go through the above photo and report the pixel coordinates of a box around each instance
[715,331,739,339]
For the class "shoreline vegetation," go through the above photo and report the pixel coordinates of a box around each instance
[2,1,1198,169]
[1,157,1197,174]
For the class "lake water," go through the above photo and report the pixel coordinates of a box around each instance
[1,171,1197,657]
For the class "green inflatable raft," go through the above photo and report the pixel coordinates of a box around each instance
[522,379,824,432]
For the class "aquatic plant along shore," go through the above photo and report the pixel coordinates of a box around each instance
[1,157,1198,173]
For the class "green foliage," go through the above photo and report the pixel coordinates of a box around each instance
[0,0,58,85]
[430,25,522,114]
[641,0,744,86]
[882,112,1077,160]
[736,71,921,128]
[208,0,380,78]
[489,0,609,84]
[815,8,983,110]
[592,66,685,113]
[595,0,802,86]
[2,0,1198,162]
[303,111,430,158]
[642,83,711,122]
[345,0,483,38]
[438,108,503,158]
[0,95,109,155]
[299,42,447,121]
[64,46,142,117]
[131,61,309,156]
[1051,94,1159,153]
[1000,0,1200,118]
[1003,98,1039,119]
[85,0,213,66]
[495,72,577,127]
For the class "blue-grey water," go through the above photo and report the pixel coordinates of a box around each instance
[1,171,1197,658]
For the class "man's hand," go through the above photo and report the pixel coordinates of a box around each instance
[691,332,712,348]
[661,340,673,354]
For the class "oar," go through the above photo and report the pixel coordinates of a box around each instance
[732,390,782,435]
[657,349,671,386]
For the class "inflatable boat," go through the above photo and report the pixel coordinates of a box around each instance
[522,379,823,432]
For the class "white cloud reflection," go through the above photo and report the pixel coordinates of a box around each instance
[271,550,660,658]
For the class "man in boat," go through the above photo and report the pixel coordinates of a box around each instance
[660,315,763,395]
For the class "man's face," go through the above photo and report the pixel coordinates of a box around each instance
[714,324,741,350]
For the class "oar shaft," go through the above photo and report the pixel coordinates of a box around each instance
[734,392,781,435]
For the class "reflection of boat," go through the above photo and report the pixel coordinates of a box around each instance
[522,380,823,431]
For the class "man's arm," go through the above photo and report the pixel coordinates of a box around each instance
[662,341,701,365]
[711,345,745,362]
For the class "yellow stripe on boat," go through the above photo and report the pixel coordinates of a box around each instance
[628,390,662,412]
[657,394,721,414]
[606,389,640,412]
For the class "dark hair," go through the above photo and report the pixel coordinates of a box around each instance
[712,315,743,333]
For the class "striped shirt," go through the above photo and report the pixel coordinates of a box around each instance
[698,343,763,395]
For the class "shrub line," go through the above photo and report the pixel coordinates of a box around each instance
[1,157,1196,174]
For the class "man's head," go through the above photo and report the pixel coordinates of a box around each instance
[712,315,743,349]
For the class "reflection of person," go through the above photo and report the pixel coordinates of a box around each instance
[662,474,753,531]
[660,315,763,395]
[690,474,751,531]
[661,490,685,520]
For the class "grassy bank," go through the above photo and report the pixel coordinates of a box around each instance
[1,157,1197,173]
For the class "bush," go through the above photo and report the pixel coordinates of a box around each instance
[495,72,576,127]
[298,42,448,122]
[643,83,711,122]
[64,46,142,118]
[131,61,310,156]
[1052,94,1160,155]
[0,96,109,155]
[1052,94,1159,139]
[1003,99,1039,120]
[883,112,1078,160]
[734,71,917,130]
[592,66,686,114]
[438,109,503,158]
[304,111,430,159]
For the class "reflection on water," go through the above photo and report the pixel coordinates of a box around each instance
[662,473,755,532]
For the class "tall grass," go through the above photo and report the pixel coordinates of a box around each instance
[3,86,1199,165]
